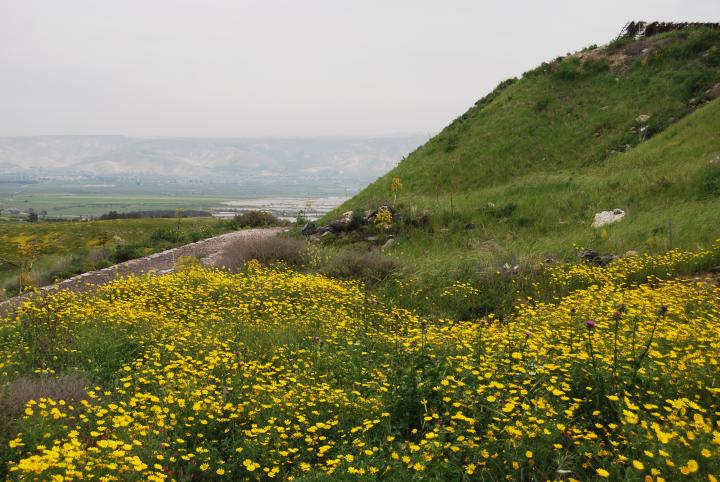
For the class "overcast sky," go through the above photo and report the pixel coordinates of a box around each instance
[1,0,717,138]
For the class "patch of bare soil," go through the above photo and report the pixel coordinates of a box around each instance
[575,36,681,73]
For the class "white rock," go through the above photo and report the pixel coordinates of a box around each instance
[381,237,396,251]
[592,209,626,228]
[340,211,353,224]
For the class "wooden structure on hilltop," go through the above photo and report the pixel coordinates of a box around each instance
[617,21,720,40]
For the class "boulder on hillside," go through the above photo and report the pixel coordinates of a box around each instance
[329,211,355,232]
[705,83,720,101]
[592,208,626,228]
[544,254,558,264]
[578,249,615,266]
[301,222,317,236]
[381,237,396,251]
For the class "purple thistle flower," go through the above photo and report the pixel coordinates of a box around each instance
[586,319,596,330]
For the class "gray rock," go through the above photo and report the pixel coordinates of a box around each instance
[301,222,317,236]
[705,83,720,101]
[578,249,615,266]
[381,237,396,251]
[578,249,600,261]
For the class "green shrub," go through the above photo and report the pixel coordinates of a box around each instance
[582,58,610,74]
[228,210,283,229]
[554,58,582,80]
[666,27,720,59]
[348,209,365,231]
[150,227,185,244]
[534,97,550,112]
[607,36,632,54]
[188,231,204,243]
[444,134,459,152]
[111,244,144,263]
[704,46,720,66]
[694,160,720,197]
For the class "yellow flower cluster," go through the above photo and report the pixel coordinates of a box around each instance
[441,281,480,299]
[373,207,393,230]
[546,244,718,290]
[1,254,718,480]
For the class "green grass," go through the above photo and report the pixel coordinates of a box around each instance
[342,28,720,200]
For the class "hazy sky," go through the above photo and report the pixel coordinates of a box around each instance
[1,0,718,137]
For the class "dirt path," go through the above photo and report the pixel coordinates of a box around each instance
[0,227,285,316]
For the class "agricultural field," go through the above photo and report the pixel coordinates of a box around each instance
[0,217,234,299]
[0,247,718,480]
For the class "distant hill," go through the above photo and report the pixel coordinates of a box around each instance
[0,134,428,188]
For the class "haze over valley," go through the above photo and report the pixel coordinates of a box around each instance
[0,134,427,217]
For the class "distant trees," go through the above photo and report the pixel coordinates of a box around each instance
[99,209,211,220]
[27,211,39,223]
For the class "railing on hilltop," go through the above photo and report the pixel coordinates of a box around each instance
[616,21,720,40]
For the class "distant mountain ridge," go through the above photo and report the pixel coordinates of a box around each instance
[0,134,428,186]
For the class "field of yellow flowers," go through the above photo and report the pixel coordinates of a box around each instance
[0,251,718,480]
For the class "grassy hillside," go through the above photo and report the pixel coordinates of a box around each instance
[345,27,720,200]
[386,98,720,262]
[316,27,720,320]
